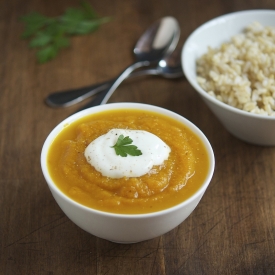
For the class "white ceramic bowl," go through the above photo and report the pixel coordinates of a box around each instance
[182,10,275,146]
[41,103,215,243]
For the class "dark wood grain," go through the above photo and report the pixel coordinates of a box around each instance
[1,0,275,274]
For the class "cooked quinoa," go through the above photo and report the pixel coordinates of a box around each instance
[196,22,275,116]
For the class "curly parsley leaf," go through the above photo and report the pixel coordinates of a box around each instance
[21,2,111,63]
[111,135,142,157]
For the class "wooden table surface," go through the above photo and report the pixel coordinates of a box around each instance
[1,0,275,274]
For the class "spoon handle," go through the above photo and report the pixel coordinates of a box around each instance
[74,68,160,112]
[101,60,151,105]
[75,61,152,113]
[45,67,158,108]
[45,80,113,107]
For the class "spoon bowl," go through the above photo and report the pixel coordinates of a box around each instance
[46,17,181,108]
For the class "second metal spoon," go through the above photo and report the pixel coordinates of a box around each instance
[46,48,183,108]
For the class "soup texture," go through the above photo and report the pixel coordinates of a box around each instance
[47,109,209,214]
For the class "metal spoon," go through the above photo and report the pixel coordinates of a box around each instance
[46,49,183,107]
[45,16,180,108]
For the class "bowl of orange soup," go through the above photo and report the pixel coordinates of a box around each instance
[41,103,215,243]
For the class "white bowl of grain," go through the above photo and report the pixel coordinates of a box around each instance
[182,10,275,146]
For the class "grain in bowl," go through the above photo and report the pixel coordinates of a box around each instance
[196,22,275,116]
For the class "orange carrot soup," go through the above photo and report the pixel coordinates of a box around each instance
[47,109,210,214]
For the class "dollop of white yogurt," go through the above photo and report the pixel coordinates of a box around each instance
[84,129,171,178]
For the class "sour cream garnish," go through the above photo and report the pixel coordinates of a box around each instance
[84,129,171,178]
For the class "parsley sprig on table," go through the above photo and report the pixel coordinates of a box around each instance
[111,135,143,157]
[21,2,110,63]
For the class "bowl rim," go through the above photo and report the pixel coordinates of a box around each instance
[182,9,275,120]
[41,102,215,218]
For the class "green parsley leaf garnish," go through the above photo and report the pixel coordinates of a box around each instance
[21,2,111,63]
[111,135,142,157]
